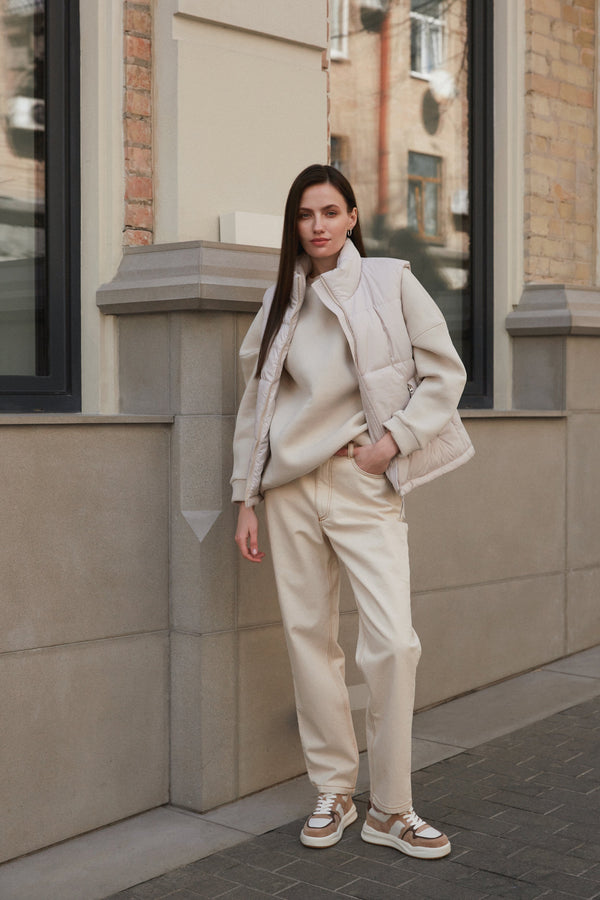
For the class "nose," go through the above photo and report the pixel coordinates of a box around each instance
[313,215,325,233]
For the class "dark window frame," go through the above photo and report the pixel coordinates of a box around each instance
[407,150,443,243]
[462,0,493,408]
[0,0,80,412]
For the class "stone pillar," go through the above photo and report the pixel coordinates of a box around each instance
[506,287,600,653]
[98,241,310,810]
[506,284,600,409]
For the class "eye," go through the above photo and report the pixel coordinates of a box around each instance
[298,212,311,219]
[326,210,338,217]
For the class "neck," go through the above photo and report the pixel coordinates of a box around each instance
[308,253,342,279]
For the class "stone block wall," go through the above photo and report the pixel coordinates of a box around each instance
[0,420,171,863]
[524,0,596,283]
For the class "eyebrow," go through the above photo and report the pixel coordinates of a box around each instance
[298,204,341,212]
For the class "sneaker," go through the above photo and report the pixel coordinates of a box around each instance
[361,805,451,859]
[300,792,357,847]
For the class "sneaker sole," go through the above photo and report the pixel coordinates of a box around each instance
[361,822,451,859]
[300,804,358,848]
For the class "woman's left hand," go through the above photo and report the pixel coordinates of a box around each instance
[353,432,400,475]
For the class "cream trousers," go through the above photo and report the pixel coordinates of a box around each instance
[264,454,421,814]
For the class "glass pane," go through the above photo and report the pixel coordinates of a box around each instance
[407,182,418,231]
[0,0,47,376]
[411,0,442,14]
[408,151,439,178]
[329,0,470,367]
[410,19,421,72]
[410,0,442,18]
[423,180,438,236]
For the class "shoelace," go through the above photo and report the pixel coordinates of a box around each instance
[402,807,426,831]
[313,792,338,815]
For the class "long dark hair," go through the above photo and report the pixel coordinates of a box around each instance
[255,164,367,377]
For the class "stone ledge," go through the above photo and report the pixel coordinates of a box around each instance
[97,241,279,315]
[460,409,565,418]
[0,415,174,426]
[506,284,600,335]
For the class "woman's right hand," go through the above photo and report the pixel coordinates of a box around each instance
[235,504,265,563]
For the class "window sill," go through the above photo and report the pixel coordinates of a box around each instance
[0,414,174,426]
[460,409,566,419]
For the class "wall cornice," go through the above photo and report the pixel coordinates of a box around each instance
[506,284,600,335]
[96,241,279,315]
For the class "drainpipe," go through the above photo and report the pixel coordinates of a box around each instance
[376,6,391,234]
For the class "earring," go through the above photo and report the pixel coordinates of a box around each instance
[347,229,353,237]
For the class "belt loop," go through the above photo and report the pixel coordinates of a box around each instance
[348,441,354,459]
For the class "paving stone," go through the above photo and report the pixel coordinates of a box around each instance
[205,860,297,894]
[484,788,567,815]
[505,824,583,855]
[219,841,299,871]
[342,877,422,899]
[512,845,597,877]
[519,866,600,898]
[337,856,417,887]
[450,828,524,856]
[571,844,600,864]
[277,883,356,899]
[220,888,289,899]
[453,848,536,879]
[460,868,547,898]
[121,875,190,899]
[394,873,487,899]
[434,808,521,837]
[276,858,359,891]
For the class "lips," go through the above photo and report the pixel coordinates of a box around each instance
[311,239,329,246]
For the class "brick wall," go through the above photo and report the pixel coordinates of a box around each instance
[524,0,596,284]
[123,0,153,246]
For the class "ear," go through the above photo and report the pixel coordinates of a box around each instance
[348,207,358,228]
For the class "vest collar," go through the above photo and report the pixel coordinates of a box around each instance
[295,238,362,303]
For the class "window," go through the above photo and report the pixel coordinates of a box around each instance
[328,0,494,406]
[331,135,350,173]
[408,152,442,241]
[0,0,80,411]
[410,0,445,77]
[330,0,349,61]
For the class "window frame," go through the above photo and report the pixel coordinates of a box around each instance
[330,0,350,61]
[0,0,80,412]
[407,151,443,243]
[462,0,493,408]
[409,0,445,79]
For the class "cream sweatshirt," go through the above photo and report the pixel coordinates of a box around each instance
[231,282,368,500]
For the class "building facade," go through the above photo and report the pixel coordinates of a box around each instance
[0,0,599,865]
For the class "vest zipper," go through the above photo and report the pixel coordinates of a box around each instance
[245,279,305,503]
[317,278,385,442]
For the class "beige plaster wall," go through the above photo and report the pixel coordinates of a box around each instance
[154,3,328,244]
[79,0,124,413]
[0,423,171,862]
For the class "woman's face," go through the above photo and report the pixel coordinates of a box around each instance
[297,182,358,275]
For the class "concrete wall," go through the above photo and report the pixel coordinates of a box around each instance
[0,419,171,863]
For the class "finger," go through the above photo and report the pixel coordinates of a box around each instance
[249,528,260,558]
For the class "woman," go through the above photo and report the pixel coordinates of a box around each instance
[231,164,473,859]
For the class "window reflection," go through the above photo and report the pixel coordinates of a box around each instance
[329,0,471,368]
[0,0,47,376]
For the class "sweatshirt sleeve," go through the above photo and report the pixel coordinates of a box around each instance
[383,268,467,457]
[230,306,264,502]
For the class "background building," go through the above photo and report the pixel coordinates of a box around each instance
[0,0,599,866]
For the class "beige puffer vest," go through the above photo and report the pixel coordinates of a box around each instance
[244,240,474,506]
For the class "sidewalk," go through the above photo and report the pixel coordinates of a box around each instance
[1,646,599,900]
